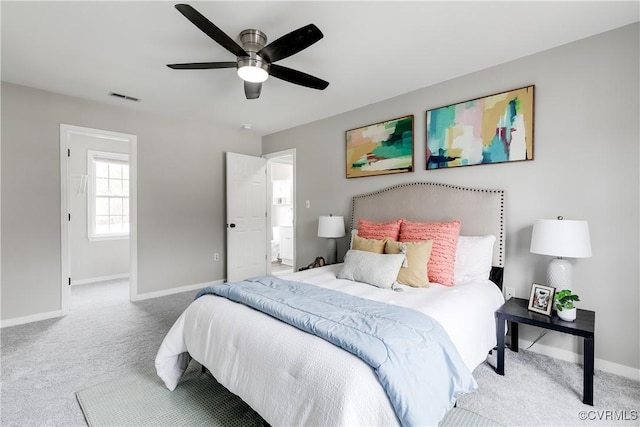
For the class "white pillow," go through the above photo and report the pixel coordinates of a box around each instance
[337,250,405,289]
[453,235,496,284]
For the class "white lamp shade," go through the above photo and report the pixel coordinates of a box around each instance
[318,215,345,238]
[530,219,592,258]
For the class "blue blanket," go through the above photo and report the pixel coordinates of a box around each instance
[196,276,477,426]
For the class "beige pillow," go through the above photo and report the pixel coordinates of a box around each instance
[352,235,388,254]
[384,240,434,288]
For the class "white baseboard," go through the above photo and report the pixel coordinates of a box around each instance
[71,273,129,286]
[131,279,224,301]
[519,338,640,381]
[1,279,223,327]
[0,310,63,328]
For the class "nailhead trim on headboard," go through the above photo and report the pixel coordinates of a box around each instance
[350,182,505,267]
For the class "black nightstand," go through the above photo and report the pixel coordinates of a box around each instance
[495,297,596,405]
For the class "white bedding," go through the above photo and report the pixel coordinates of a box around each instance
[156,264,505,426]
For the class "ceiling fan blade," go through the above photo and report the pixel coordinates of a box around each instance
[269,64,329,90]
[258,24,323,63]
[167,61,236,70]
[244,81,262,100]
[175,4,248,58]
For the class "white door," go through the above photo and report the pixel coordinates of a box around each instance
[226,152,267,282]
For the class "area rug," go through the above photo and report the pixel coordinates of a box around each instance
[76,363,266,426]
[77,361,499,427]
[440,407,502,426]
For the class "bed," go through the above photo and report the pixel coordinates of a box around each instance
[156,182,506,426]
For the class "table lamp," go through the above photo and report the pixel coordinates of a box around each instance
[530,216,592,289]
[318,214,345,265]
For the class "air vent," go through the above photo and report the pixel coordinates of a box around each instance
[109,92,140,102]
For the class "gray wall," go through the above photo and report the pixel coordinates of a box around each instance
[1,82,261,320]
[263,24,640,371]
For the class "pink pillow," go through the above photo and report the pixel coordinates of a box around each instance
[357,218,402,241]
[399,220,461,286]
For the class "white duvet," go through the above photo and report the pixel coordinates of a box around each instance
[155,264,504,426]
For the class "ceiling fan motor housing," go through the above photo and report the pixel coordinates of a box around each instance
[237,29,269,75]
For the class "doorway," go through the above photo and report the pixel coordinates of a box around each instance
[60,124,138,313]
[265,150,296,276]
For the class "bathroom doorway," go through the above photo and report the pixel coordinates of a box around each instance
[265,150,295,276]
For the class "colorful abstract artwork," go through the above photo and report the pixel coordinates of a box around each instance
[346,115,414,178]
[426,86,534,170]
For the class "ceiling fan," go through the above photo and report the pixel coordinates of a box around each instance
[167,4,329,100]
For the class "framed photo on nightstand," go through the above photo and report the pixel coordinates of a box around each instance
[528,283,555,315]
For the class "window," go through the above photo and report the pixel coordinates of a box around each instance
[88,150,129,240]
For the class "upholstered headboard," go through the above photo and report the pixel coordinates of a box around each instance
[350,182,505,287]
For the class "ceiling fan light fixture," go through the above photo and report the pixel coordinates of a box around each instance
[237,65,269,83]
[237,57,269,83]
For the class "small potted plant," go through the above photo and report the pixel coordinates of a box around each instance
[555,289,580,321]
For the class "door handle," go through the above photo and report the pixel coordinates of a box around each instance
[228,223,236,228]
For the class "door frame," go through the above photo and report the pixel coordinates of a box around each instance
[263,149,296,274]
[59,124,138,313]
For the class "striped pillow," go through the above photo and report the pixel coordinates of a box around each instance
[399,220,461,286]
[357,218,402,241]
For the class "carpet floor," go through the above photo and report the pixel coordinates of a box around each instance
[460,350,640,426]
[1,280,194,426]
[2,280,638,426]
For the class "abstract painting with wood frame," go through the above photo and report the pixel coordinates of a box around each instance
[426,86,534,170]
[346,115,414,178]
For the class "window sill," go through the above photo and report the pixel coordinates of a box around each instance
[88,234,130,242]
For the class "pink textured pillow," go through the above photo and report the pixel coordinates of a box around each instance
[399,220,461,286]
[357,218,402,241]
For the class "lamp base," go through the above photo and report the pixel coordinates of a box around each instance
[326,238,337,265]
[547,257,572,290]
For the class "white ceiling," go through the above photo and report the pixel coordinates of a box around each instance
[2,1,638,136]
